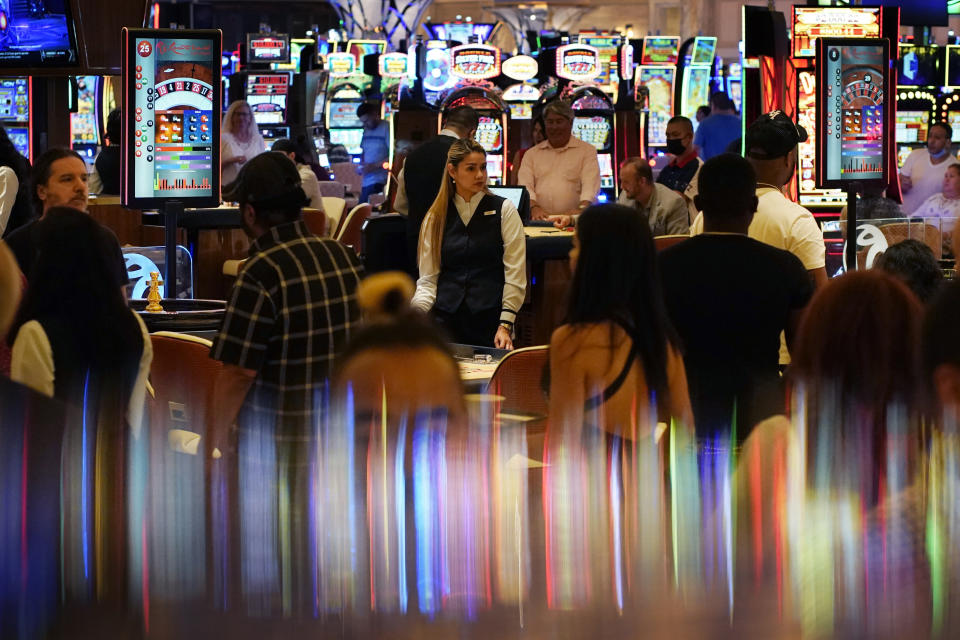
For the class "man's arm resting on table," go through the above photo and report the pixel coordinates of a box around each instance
[210,363,256,451]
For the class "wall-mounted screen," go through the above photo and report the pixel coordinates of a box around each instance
[122,28,222,208]
[898,44,943,87]
[247,33,290,64]
[0,0,78,67]
[817,38,889,186]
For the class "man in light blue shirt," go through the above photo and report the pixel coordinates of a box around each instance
[357,102,390,202]
[693,92,742,161]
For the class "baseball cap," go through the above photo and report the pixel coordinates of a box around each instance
[222,151,308,208]
[744,110,808,160]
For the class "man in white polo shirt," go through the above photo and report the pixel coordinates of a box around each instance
[900,121,959,215]
[518,100,600,228]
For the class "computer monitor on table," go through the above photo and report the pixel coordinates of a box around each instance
[488,185,531,222]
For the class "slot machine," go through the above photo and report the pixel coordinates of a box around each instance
[245,72,292,141]
[569,86,617,200]
[677,36,718,132]
[791,5,883,215]
[635,37,679,155]
[896,44,941,170]
[577,32,621,99]
[938,46,960,150]
[724,63,742,113]
[324,51,367,162]
[0,77,32,161]
[440,44,508,185]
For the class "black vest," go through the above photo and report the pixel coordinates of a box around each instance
[403,134,457,265]
[436,193,505,314]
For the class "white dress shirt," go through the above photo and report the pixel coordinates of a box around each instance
[517,135,601,214]
[411,190,526,323]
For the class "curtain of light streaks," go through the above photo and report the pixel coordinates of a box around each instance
[11,384,960,635]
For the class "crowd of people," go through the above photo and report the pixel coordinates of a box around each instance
[3,90,960,636]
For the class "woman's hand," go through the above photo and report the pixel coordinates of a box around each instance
[494,325,514,350]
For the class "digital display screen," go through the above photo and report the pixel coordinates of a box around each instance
[793,8,881,58]
[450,44,501,80]
[424,45,454,92]
[636,66,675,146]
[347,40,386,65]
[474,116,503,153]
[0,77,30,123]
[123,29,221,207]
[641,37,680,65]
[508,103,532,120]
[424,23,496,45]
[898,45,942,87]
[328,100,363,129]
[329,128,363,156]
[946,45,960,87]
[681,66,712,130]
[71,76,100,147]
[0,0,78,67]
[485,154,503,184]
[246,74,290,125]
[247,34,290,63]
[573,116,611,151]
[597,153,614,189]
[728,80,742,113]
[579,35,620,90]
[6,126,29,160]
[818,40,888,185]
[896,111,929,144]
[691,37,717,66]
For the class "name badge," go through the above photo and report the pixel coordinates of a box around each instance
[483,209,497,216]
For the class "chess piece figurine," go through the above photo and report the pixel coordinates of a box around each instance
[145,271,165,312]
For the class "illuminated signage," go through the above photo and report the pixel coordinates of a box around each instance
[327,52,356,77]
[793,7,881,58]
[619,44,634,80]
[379,52,408,78]
[502,54,538,81]
[450,44,501,80]
[503,83,541,101]
[556,44,600,81]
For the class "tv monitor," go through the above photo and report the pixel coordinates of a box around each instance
[488,186,530,221]
[247,33,290,64]
[0,0,78,68]
[816,38,890,187]
[121,28,222,208]
[327,100,363,129]
[329,128,362,156]
[897,45,942,87]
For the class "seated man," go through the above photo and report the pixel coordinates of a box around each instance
[518,100,600,228]
[657,115,701,197]
[617,156,689,236]
[659,153,813,442]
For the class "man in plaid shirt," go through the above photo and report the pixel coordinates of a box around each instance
[209,152,362,611]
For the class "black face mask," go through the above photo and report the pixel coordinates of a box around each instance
[666,138,686,156]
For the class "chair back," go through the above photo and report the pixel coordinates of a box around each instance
[654,234,689,251]
[485,346,550,421]
[361,213,407,274]
[336,203,373,251]
[322,197,347,235]
[318,181,346,198]
[330,162,362,196]
[302,207,327,237]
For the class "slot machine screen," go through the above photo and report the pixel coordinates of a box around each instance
[681,66,712,128]
[474,116,503,152]
[572,116,611,151]
[896,111,929,144]
[636,66,675,146]
[328,100,364,129]
[817,39,889,186]
[122,29,221,208]
[71,76,99,151]
[728,79,742,112]
[329,128,363,156]
[691,37,717,66]
[0,77,30,159]
[641,37,680,65]
[797,69,844,207]
[597,153,614,189]
[897,145,914,168]
[246,74,290,125]
[485,155,503,184]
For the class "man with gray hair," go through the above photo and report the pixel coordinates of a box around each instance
[618,156,689,236]
[518,100,600,227]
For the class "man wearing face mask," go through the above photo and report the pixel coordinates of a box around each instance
[657,116,702,197]
[899,122,959,215]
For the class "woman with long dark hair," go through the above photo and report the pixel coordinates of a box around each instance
[0,123,32,237]
[9,207,150,420]
[548,203,693,435]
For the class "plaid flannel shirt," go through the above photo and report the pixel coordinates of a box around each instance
[211,219,363,424]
